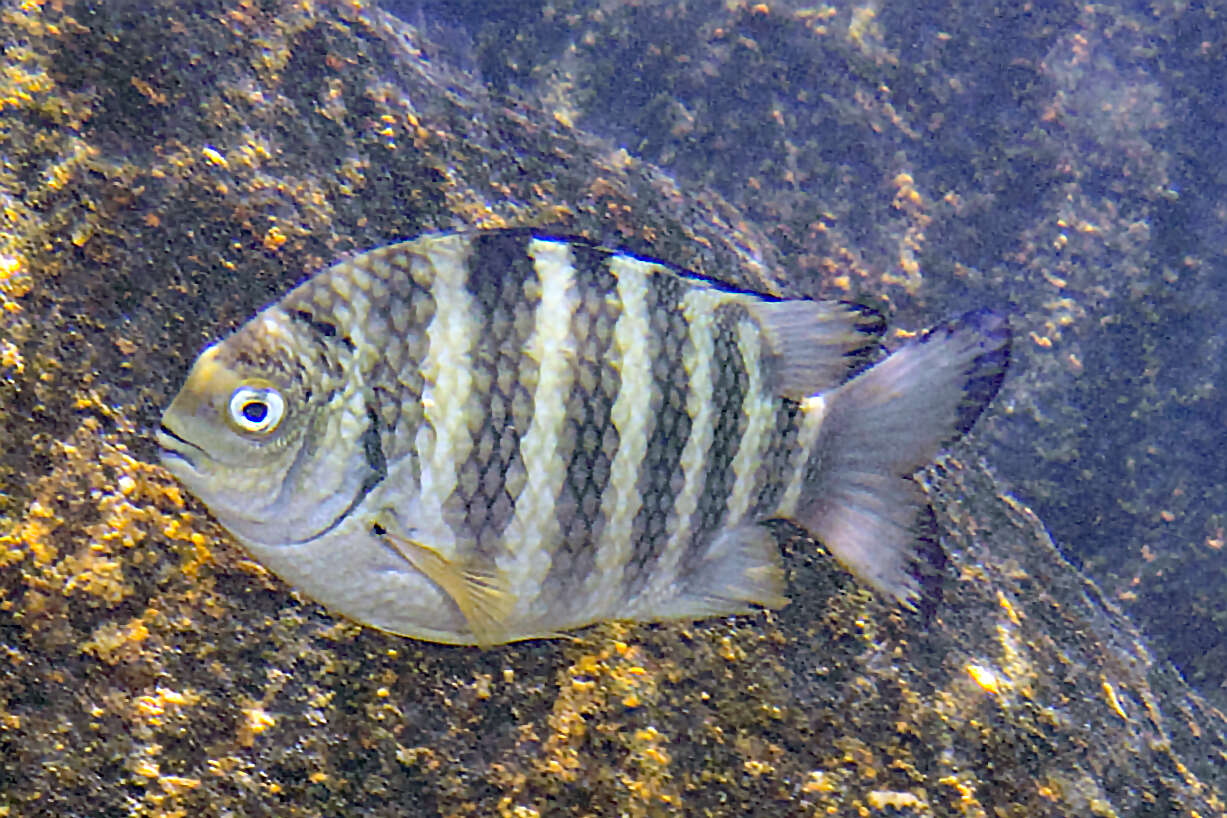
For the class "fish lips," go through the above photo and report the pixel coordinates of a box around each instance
[155,423,202,473]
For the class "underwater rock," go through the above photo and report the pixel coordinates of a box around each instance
[0,1,1223,816]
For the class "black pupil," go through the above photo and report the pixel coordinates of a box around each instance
[241,400,269,424]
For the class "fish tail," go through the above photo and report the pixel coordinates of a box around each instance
[787,308,1010,608]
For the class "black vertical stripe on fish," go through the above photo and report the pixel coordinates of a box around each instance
[619,271,692,605]
[752,401,800,519]
[537,272,623,613]
[448,232,541,554]
[676,303,751,593]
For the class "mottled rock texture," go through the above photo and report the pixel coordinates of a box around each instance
[1,1,1224,816]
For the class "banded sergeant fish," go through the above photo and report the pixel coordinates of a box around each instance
[156,230,1009,645]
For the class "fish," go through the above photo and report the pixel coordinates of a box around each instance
[156,229,1010,646]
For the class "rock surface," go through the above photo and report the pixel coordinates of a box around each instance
[1,1,1224,816]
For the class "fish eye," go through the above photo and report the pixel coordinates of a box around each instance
[227,386,285,434]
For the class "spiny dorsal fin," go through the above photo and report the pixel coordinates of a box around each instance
[747,300,884,400]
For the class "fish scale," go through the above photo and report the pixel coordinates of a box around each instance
[644,297,752,610]
[459,249,536,555]
[727,319,775,526]
[620,273,689,593]
[754,401,801,518]
[158,229,1010,645]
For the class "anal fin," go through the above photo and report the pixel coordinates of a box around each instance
[645,522,788,622]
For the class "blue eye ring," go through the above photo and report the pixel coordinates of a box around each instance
[228,386,285,434]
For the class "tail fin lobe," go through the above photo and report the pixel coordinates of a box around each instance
[787,309,1009,606]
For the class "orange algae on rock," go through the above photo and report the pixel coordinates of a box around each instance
[526,625,680,814]
[8,412,211,594]
[0,1,1226,817]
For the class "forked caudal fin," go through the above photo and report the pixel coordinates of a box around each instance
[788,308,1011,608]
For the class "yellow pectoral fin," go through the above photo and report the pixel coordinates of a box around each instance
[378,527,516,646]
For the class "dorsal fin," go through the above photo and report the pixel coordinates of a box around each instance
[748,300,885,399]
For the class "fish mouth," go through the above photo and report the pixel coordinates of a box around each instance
[155,423,202,471]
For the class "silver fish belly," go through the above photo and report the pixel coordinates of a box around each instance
[156,230,1010,645]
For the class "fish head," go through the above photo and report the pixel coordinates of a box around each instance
[157,308,379,547]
